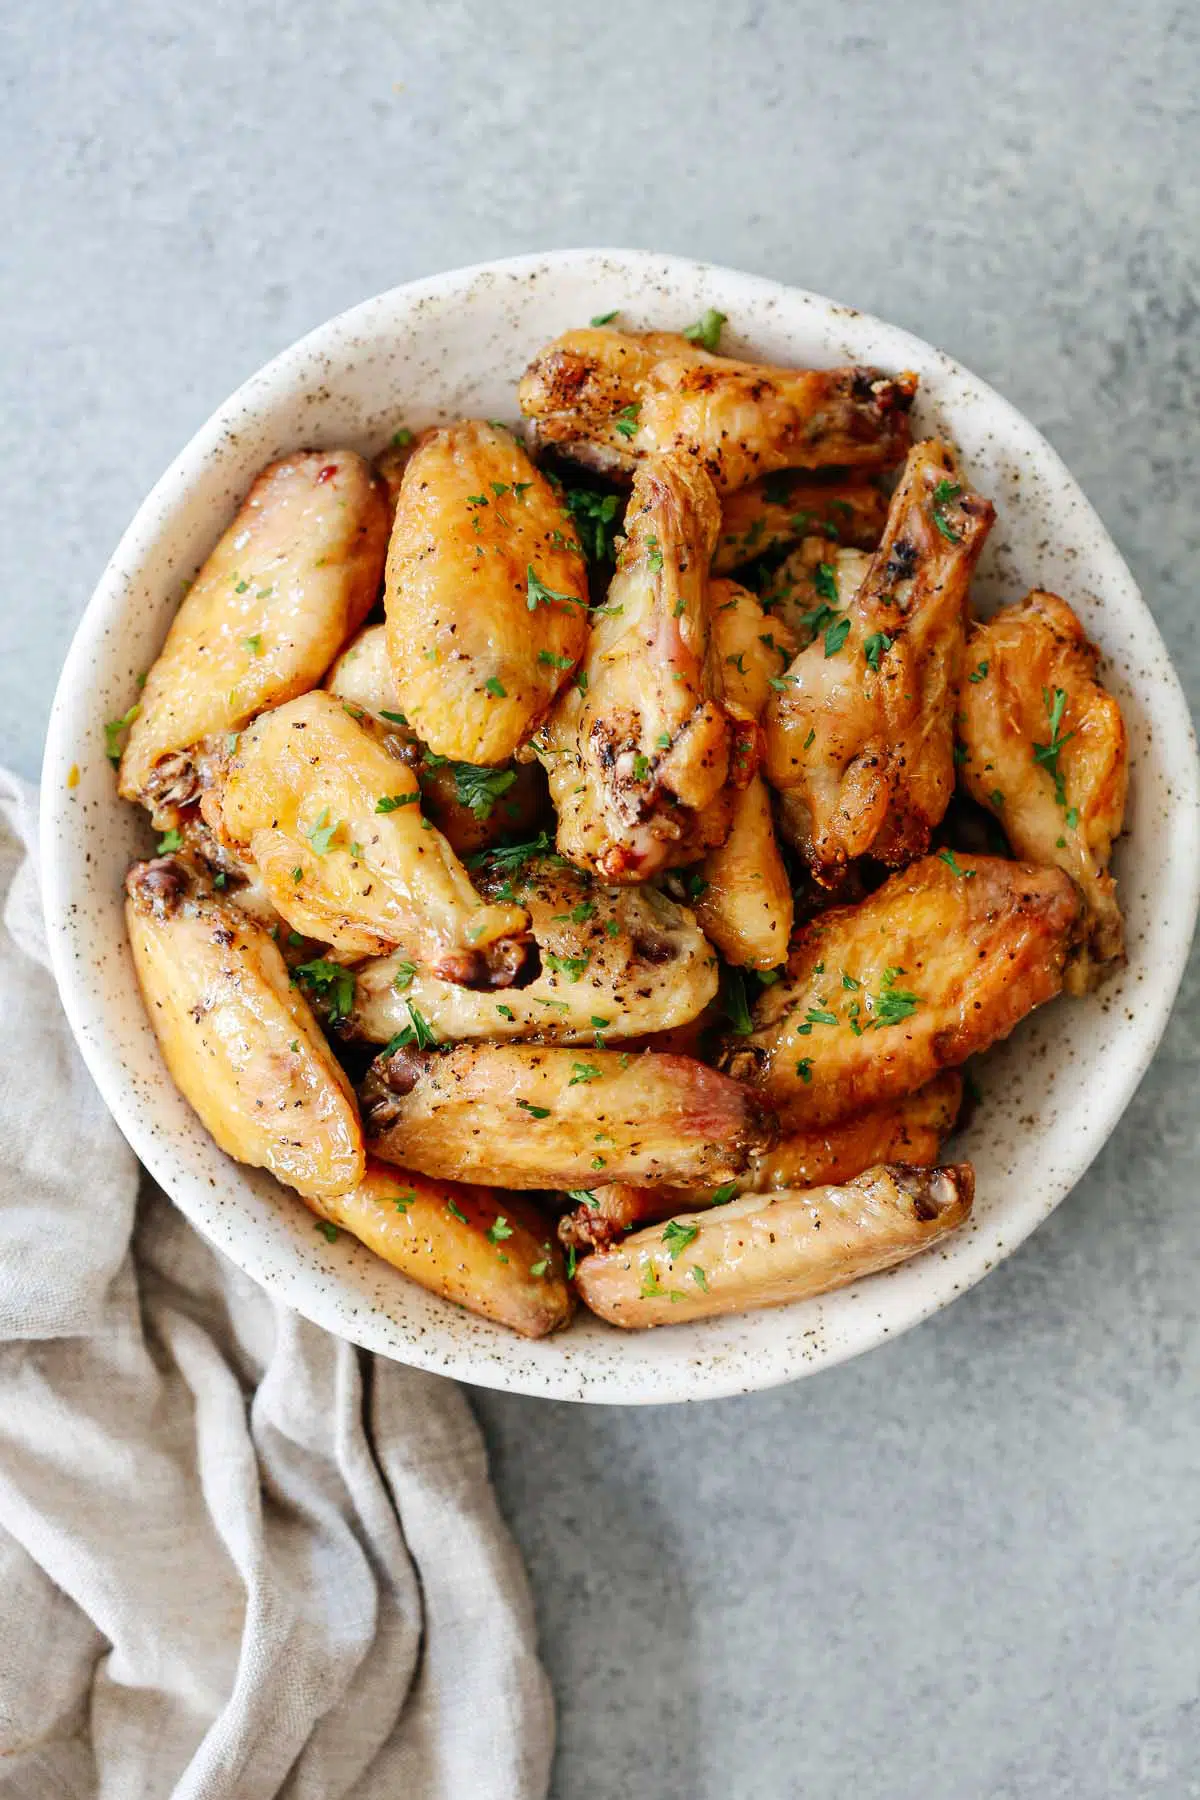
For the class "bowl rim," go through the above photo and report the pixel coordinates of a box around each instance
[40,247,1200,1403]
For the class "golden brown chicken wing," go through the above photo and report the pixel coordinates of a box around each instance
[573,1162,973,1328]
[119,451,389,822]
[764,441,995,883]
[713,474,888,574]
[125,857,364,1200]
[204,690,533,986]
[384,420,590,764]
[535,452,734,880]
[518,327,917,493]
[957,589,1128,990]
[719,852,1080,1128]
[361,1043,772,1191]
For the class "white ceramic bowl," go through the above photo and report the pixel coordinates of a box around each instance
[41,250,1200,1403]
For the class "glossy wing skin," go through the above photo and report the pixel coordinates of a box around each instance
[313,1158,572,1338]
[719,853,1081,1127]
[748,1070,962,1189]
[120,451,389,820]
[958,589,1128,989]
[758,540,872,643]
[205,690,533,985]
[537,453,732,880]
[325,624,546,856]
[125,857,364,1200]
[764,441,995,882]
[348,862,717,1044]
[361,1044,773,1190]
[690,579,795,967]
[384,420,590,763]
[713,475,888,574]
[573,1162,973,1327]
[518,328,917,493]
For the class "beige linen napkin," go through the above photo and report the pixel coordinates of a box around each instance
[0,771,553,1800]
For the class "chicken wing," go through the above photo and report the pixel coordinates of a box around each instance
[361,1044,772,1191]
[325,623,545,855]
[518,327,917,493]
[311,1158,572,1338]
[535,452,733,880]
[764,441,995,882]
[384,420,590,763]
[958,589,1128,990]
[758,539,872,643]
[719,852,1080,1127]
[689,579,795,966]
[125,857,364,1200]
[204,690,533,986]
[348,862,716,1045]
[713,474,888,574]
[119,451,389,822]
[574,1162,973,1328]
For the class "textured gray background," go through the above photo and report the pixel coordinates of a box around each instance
[5,2,1199,1795]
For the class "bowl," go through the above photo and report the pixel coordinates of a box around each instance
[40,249,1200,1404]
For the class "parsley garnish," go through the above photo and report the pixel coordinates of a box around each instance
[451,763,518,820]
[527,565,581,613]
[590,309,618,326]
[391,426,413,448]
[484,676,507,699]
[682,308,728,352]
[796,1058,813,1083]
[718,964,753,1036]
[691,1265,709,1291]
[517,1099,551,1119]
[564,488,620,564]
[104,704,140,765]
[316,1220,338,1243]
[306,809,338,855]
[938,848,975,880]
[392,1190,416,1212]
[537,649,575,671]
[640,1264,666,1298]
[380,709,409,727]
[864,631,893,671]
[565,1189,599,1208]
[467,830,555,874]
[711,1182,738,1205]
[544,949,591,983]
[613,402,640,440]
[931,478,964,542]
[646,534,664,573]
[662,1219,700,1259]
[530,1259,550,1278]
[242,634,263,656]
[631,753,651,783]
[446,1199,469,1225]
[293,958,355,1021]
[156,827,182,854]
[569,1063,601,1085]
[824,616,851,657]
[870,968,920,1029]
[496,1003,515,1021]
[392,961,417,990]
[382,999,438,1053]
[1032,686,1075,807]
[487,1216,513,1243]
[376,792,418,813]
[968,660,989,683]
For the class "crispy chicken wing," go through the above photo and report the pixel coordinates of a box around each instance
[325,624,545,855]
[719,852,1080,1127]
[125,857,364,1200]
[536,452,733,880]
[764,441,995,882]
[312,1159,572,1338]
[120,451,388,822]
[361,1044,772,1191]
[348,861,716,1044]
[384,420,590,763]
[758,539,872,643]
[204,691,533,986]
[958,590,1128,990]
[574,1162,973,1328]
[518,327,917,493]
[713,474,888,574]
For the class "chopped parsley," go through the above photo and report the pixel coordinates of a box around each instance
[527,565,581,613]
[813,562,839,604]
[544,949,591,983]
[315,1220,338,1243]
[796,1058,813,1083]
[938,848,975,880]
[391,426,413,448]
[306,809,338,855]
[382,999,438,1053]
[590,309,619,326]
[530,1259,550,1278]
[564,487,620,564]
[537,649,575,671]
[487,1215,513,1243]
[640,1263,666,1298]
[446,1199,469,1225]
[376,792,418,813]
[870,967,920,1029]
[392,1190,416,1212]
[1032,685,1075,807]
[864,631,893,671]
[662,1220,700,1262]
[569,1062,601,1086]
[711,1182,738,1206]
[516,1099,551,1119]
[646,534,664,573]
[484,676,507,699]
[691,1265,709,1291]
[718,964,753,1036]
[968,660,989,683]
[451,762,518,820]
[156,827,182,854]
[631,753,651,783]
[467,830,556,874]
[682,308,728,352]
[104,704,141,765]
[613,402,640,440]
[380,708,409,727]
[293,958,355,1022]
[931,478,964,543]
[496,1003,515,1020]
[824,616,851,657]
[391,961,417,991]
[242,634,263,656]
[565,1189,599,1208]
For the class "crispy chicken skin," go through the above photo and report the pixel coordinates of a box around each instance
[204,691,533,986]
[537,453,733,880]
[764,441,995,883]
[384,420,590,763]
[720,853,1081,1127]
[311,1159,572,1338]
[325,623,545,856]
[958,589,1128,991]
[361,1044,772,1191]
[758,539,872,644]
[120,451,389,822]
[574,1162,973,1327]
[714,475,888,574]
[125,857,364,1200]
[348,863,716,1045]
[518,327,917,493]
[690,579,795,966]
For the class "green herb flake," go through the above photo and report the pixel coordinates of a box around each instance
[452,762,518,821]
[682,308,728,353]
[517,1099,551,1119]
[537,649,575,671]
[938,848,975,880]
[530,1258,551,1278]
[691,1265,709,1291]
[391,961,417,991]
[242,634,263,656]
[487,1215,513,1243]
[613,402,640,440]
[864,631,893,671]
[631,753,651,783]
[711,1182,738,1206]
[484,676,507,699]
[155,827,183,854]
[380,709,409,727]
[527,564,581,613]
[496,1004,515,1021]
[931,478,964,542]
[796,1058,813,1083]
[564,488,620,564]
[590,309,619,326]
[293,958,355,1022]
[104,704,141,765]
[662,1219,700,1260]
[390,426,414,448]
[445,1199,470,1225]
[306,809,338,855]
[824,616,851,657]
[316,1220,338,1243]
[1032,685,1075,808]
[376,792,419,813]
[968,660,989,683]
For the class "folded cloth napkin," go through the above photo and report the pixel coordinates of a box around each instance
[0,772,554,1800]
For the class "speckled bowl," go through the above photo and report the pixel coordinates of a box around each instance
[40,250,1200,1403]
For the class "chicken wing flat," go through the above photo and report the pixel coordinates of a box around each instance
[325,624,545,856]
[348,862,716,1045]
[714,474,888,574]
[536,452,733,880]
[518,327,917,493]
[125,857,364,1200]
[205,691,533,986]
[120,451,389,822]
[764,441,995,882]
[689,579,795,966]
[361,1044,772,1191]
[958,589,1128,990]
[574,1162,973,1328]
[384,420,590,764]
[720,852,1080,1127]
[312,1159,572,1339]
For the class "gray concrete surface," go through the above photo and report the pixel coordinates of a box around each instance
[4,2,1198,1794]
